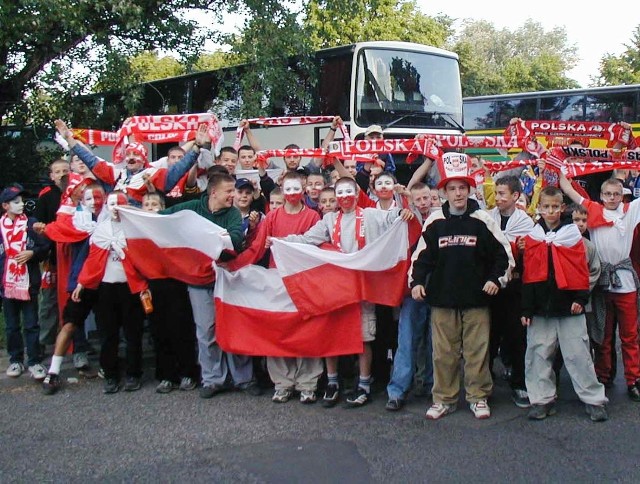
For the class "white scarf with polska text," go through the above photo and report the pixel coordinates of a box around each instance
[0,214,30,300]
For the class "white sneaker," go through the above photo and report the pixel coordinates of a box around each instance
[272,389,292,403]
[299,390,317,403]
[29,363,47,381]
[6,362,24,377]
[470,399,491,419]
[425,402,457,420]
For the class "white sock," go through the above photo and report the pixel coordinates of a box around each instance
[49,355,63,375]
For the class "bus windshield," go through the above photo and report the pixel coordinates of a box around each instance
[354,47,462,130]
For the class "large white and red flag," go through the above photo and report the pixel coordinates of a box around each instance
[270,219,410,318]
[117,207,233,286]
[214,265,363,357]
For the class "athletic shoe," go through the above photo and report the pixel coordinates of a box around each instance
[272,389,292,403]
[345,387,370,408]
[156,380,178,394]
[28,363,47,381]
[470,399,491,419]
[98,368,105,379]
[425,403,457,420]
[73,352,90,370]
[241,381,263,396]
[385,398,404,411]
[42,373,62,395]
[199,384,224,399]
[528,402,557,420]
[124,376,142,392]
[627,384,640,402]
[299,390,317,404]
[511,389,531,408]
[179,377,197,391]
[103,378,120,394]
[6,362,24,378]
[322,384,340,408]
[585,404,608,422]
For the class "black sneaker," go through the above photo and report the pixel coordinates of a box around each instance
[627,384,640,402]
[385,398,403,411]
[511,388,531,408]
[103,378,120,394]
[322,383,340,408]
[42,373,62,395]
[199,384,224,399]
[124,376,142,392]
[528,402,556,420]
[585,404,609,422]
[345,387,370,408]
[240,381,263,397]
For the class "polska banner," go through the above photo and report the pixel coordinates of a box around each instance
[71,129,118,146]
[113,113,224,164]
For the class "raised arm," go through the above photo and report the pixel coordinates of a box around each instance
[406,157,433,190]
[558,170,583,205]
[239,119,261,152]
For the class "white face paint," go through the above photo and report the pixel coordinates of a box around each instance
[106,193,121,219]
[374,176,394,191]
[282,179,303,195]
[82,190,103,215]
[335,182,356,198]
[7,197,24,215]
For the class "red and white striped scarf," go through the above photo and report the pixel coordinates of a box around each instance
[1,214,30,300]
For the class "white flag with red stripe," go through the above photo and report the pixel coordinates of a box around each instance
[270,219,410,317]
[118,207,233,286]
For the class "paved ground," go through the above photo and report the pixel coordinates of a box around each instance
[1,347,640,483]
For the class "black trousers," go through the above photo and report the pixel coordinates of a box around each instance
[96,282,145,380]
[148,278,198,383]
[489,286,527,390]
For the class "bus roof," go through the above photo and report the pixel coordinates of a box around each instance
[463,84,640,102]
[317,41,459,60]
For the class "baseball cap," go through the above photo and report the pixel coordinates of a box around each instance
[234,178,254,191]
[365,125,383,137]
[0,184,25,204]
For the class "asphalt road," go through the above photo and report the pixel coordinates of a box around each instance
[1,350,639,483]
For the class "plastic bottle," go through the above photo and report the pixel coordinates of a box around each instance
[140,289,153,314]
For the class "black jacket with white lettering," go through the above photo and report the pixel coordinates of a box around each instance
[408,199,514,308]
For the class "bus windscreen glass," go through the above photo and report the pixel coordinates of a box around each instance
[355,48,462,129]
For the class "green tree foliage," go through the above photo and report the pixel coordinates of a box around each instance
[304,0,451,50]
[129,51,185,82]
[594,26,640,85]
[0,0,219,124]
[451,19,580,96]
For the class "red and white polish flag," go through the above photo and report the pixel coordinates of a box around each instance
[270,219,410,318]
[118,207,233,286]
[214,265,363,357]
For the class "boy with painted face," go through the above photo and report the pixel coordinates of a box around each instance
[1,185,51,380]
[39,184,107,393]
[372,172,407,211]
[284,177,414,408]
[228,172,322,403]
[71,191,149,394]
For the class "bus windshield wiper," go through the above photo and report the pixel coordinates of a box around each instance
[384,112,463,131]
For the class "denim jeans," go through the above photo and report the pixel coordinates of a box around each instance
[3,297,41,366]
[387,296,432,399]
